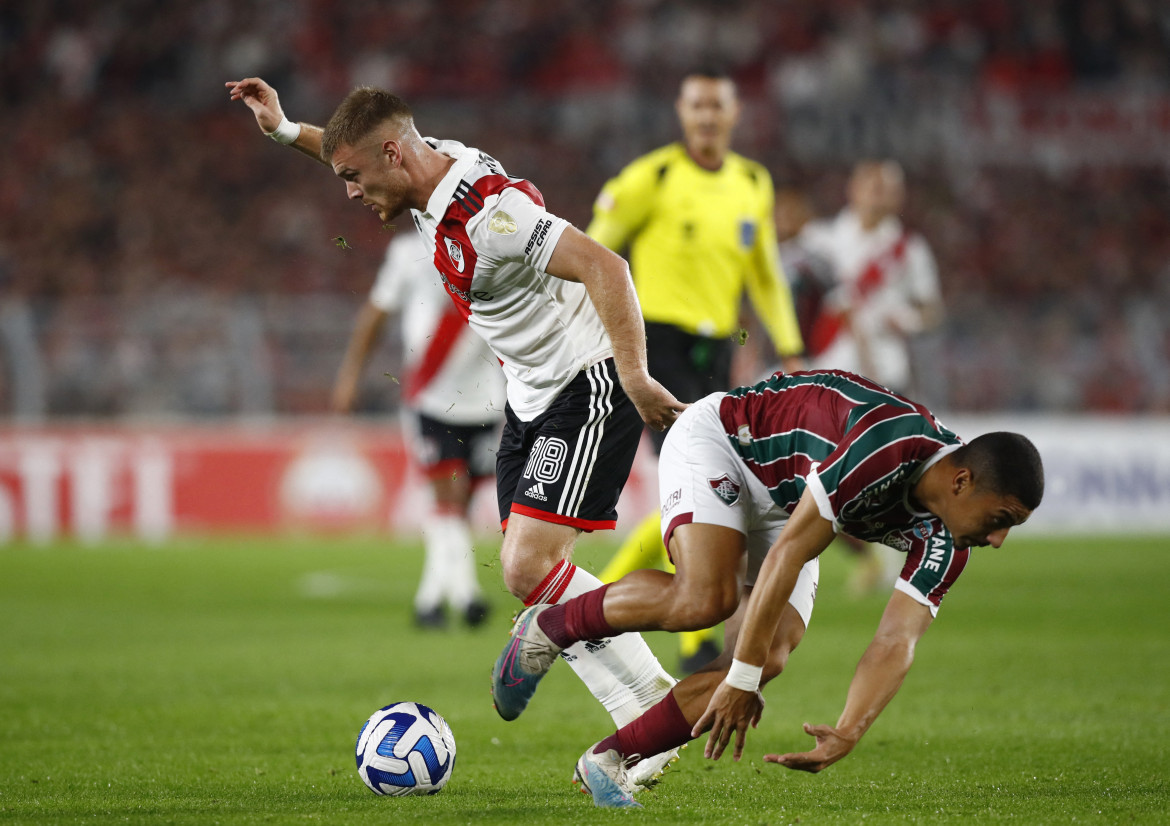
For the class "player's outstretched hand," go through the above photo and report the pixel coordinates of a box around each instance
[622,374,686,433]
[224,77,285,134]
[763,722,856,773]
[691,681,764,762]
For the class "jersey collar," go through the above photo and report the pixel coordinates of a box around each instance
[903,443,961,518]
[421,138,480,222]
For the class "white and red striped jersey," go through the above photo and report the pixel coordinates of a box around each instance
[800,209,940,392]
[369,230,506,425]
[720,369,966,615]
[410,139,612,422]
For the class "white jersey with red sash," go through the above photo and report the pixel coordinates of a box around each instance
[800,209,940,392]
[411,139,612,422]
[368,230,505,425]
[719,369,967,615]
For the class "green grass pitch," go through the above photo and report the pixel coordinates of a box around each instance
[2,532,1167,824]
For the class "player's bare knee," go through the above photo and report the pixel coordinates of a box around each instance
[498,548,535,600]
[761,617,806,685]
[663,580,739,631]
[761,647,790,684]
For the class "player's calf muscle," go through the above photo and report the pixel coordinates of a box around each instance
[607,570,736,633]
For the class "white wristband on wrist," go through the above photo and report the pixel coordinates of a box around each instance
[725,658,763,692]
[266,116,301,145]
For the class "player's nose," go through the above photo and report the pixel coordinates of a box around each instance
[345,181,362,200]
[986,527,1010,548]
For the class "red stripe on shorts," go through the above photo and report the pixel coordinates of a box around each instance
[509,502,616,533]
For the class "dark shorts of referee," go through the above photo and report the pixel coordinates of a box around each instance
[645,321,733,453]
[496,358,642,533]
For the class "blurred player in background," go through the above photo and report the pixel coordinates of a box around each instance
[332,230,504,629]
[587,67,805,673]
[799,160,945,594]
[774,187,836,349]
[491,369,1043,808]
[801,160,943,394]
[227,76,686,787]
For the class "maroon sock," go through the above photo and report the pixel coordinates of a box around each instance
[536,584,615,648]
[591,691,692,763]
[535,603,571,647]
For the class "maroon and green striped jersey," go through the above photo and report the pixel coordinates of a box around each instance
[719,370,968,612]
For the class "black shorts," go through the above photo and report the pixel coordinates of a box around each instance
[645,321,733,452]
[496,359,642,532]
[414,412,500,481]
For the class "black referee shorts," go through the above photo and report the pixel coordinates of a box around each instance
[645,321,733,452]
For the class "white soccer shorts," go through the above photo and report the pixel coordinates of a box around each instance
[658,392,818,628]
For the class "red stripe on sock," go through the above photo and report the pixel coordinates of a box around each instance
[614,691,692,762]
[523,560,570,606]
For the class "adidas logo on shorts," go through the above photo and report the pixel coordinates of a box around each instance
[524,482,548,502]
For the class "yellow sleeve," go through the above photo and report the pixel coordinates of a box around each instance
[744,171,805,357]
[585,153,661,253]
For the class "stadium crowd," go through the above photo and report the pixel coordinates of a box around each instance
[2,0,1169,416]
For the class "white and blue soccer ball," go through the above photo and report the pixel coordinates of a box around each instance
[355,702,456,796]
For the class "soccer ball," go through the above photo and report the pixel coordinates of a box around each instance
[355,702,456,796]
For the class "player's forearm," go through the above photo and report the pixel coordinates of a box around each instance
[833,635,915,744]
[584,261,651,385]
[341,304,388,373]
[284,122,327,165]
[546,226,652,386]
[734,494,835,672]
[332,304,388,411]
[732,555,801,668]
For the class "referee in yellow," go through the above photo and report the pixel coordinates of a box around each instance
[589,66,805,673]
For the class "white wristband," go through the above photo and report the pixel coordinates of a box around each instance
[725,658,763,692]
[266,116,301,145]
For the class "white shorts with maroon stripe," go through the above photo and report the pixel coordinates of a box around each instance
[658,392,818,628]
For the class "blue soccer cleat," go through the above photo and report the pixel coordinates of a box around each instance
[491,605,563,721]
[573,743,643,808]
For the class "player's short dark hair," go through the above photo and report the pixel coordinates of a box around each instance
[683,62,725,81]
[321,87,413,160]
[954,432,1045,511]
[681,64,735,88]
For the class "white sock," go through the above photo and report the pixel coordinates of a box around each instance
[414,518,447,612]
[431,513,481,609]
[526,561,675,723]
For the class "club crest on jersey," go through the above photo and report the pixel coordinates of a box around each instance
[488,210,517,235]
[445,238,465,273]
[708,474,740,506]
[883,530,912,553]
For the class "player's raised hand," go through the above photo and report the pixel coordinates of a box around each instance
[224,77,285,134]
[763,722,856,773]
[691,680,764,762]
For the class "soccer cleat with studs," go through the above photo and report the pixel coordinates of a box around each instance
[627,744,683,790]
[573,743,642,808]
[490,604,563,721]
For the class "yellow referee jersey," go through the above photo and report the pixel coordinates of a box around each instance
[587,143,803,356]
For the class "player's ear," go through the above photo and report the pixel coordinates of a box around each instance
[381,139,402,167]
[952,466,972,496]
